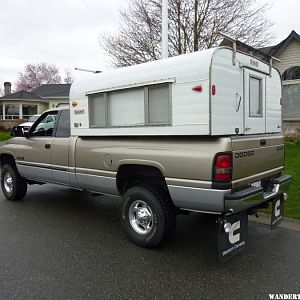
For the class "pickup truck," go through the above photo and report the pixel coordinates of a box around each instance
[0,107,292,260]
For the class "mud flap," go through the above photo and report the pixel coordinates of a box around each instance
[218,211,248,262]
[271,195,284,229]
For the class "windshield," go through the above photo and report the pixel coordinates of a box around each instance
[28,115,40,122]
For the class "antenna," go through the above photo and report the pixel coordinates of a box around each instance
[75,67,102,74]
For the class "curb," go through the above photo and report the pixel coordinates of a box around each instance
[249,213,300,232]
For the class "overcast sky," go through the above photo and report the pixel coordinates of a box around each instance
[0,0,299,92]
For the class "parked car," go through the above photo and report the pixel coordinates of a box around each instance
[17,114,41,133]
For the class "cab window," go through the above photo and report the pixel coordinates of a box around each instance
[30,111,58,137]
[55,110,70,138]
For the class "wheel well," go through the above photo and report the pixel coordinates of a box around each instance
[0,154,16,168]
[117,164,168,195]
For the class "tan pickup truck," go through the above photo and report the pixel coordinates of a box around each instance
[0,46,293,260]
[0,107,291,260]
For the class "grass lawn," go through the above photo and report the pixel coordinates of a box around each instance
[282,141,300,219]
[0,130,299,218]
[0,131,11,142]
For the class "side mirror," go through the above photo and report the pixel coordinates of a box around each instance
[11,126,26,137]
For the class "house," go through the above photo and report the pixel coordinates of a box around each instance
[0,82,70,121]
[260,30,300,136]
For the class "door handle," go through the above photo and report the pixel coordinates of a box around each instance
[236,94,242,112]
[45,144,51,149]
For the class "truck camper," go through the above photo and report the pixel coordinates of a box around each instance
[70,46,282,137]
[0,44,291,261]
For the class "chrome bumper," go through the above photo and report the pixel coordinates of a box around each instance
[167,173,292,214]
[224,174,292,213]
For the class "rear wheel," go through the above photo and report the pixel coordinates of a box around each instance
[121,185,176,248]
[1,164,27,201]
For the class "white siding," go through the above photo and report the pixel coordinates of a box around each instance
[48,98,69,109]
[273,39,300,120]
[273,40,300,74]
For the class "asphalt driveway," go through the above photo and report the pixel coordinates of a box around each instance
[0,184,299,299]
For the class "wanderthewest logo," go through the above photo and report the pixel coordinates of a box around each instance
[269,294,300,299]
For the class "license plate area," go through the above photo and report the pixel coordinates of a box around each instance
[251,180,261,188]
[251,180,279,200]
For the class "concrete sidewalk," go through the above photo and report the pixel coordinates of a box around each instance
[249,213,300,232]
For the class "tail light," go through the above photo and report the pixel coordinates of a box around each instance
[213,153,232,181]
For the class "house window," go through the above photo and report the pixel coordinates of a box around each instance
[22,105,38,120]
[5,104,19,120]
[282,66,300,81]
[249,77,262,117]
[89,83,171,128]
[282,84,300,119]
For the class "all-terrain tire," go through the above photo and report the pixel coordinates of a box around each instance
[1,164,27,201]
[121,185,176,248]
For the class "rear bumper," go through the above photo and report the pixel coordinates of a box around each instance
[224,174,292,213]
[167,173,292,214]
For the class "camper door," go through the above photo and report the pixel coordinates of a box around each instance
[243,69,266,134]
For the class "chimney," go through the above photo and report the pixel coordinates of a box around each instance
[4,82,11,96]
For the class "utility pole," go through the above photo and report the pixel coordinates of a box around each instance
[162,0,168,59]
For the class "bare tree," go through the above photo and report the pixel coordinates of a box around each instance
[101,0,273,67]
[15,63,62,92]
[64,69,75,84]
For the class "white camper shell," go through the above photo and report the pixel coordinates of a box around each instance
[70,47,282,136]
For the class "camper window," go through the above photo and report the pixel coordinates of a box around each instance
[249,76,262,117]
[148,84,170,124]
[109,88,145,126]
[90,93,107,127]
[89,83,171,128]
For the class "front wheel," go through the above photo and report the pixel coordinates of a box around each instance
[1,164,27,201]
[121,185,176,248]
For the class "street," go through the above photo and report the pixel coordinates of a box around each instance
[0,184,299,299]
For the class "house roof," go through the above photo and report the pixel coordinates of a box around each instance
[32,84,71,98]
[220,30,300,62]
[0,90,45,101]
[259,30,300,57]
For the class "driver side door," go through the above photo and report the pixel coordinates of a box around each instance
[16,111,58,182]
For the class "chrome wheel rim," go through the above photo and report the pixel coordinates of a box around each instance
[4,172,13,194]
[129,200,154,235]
